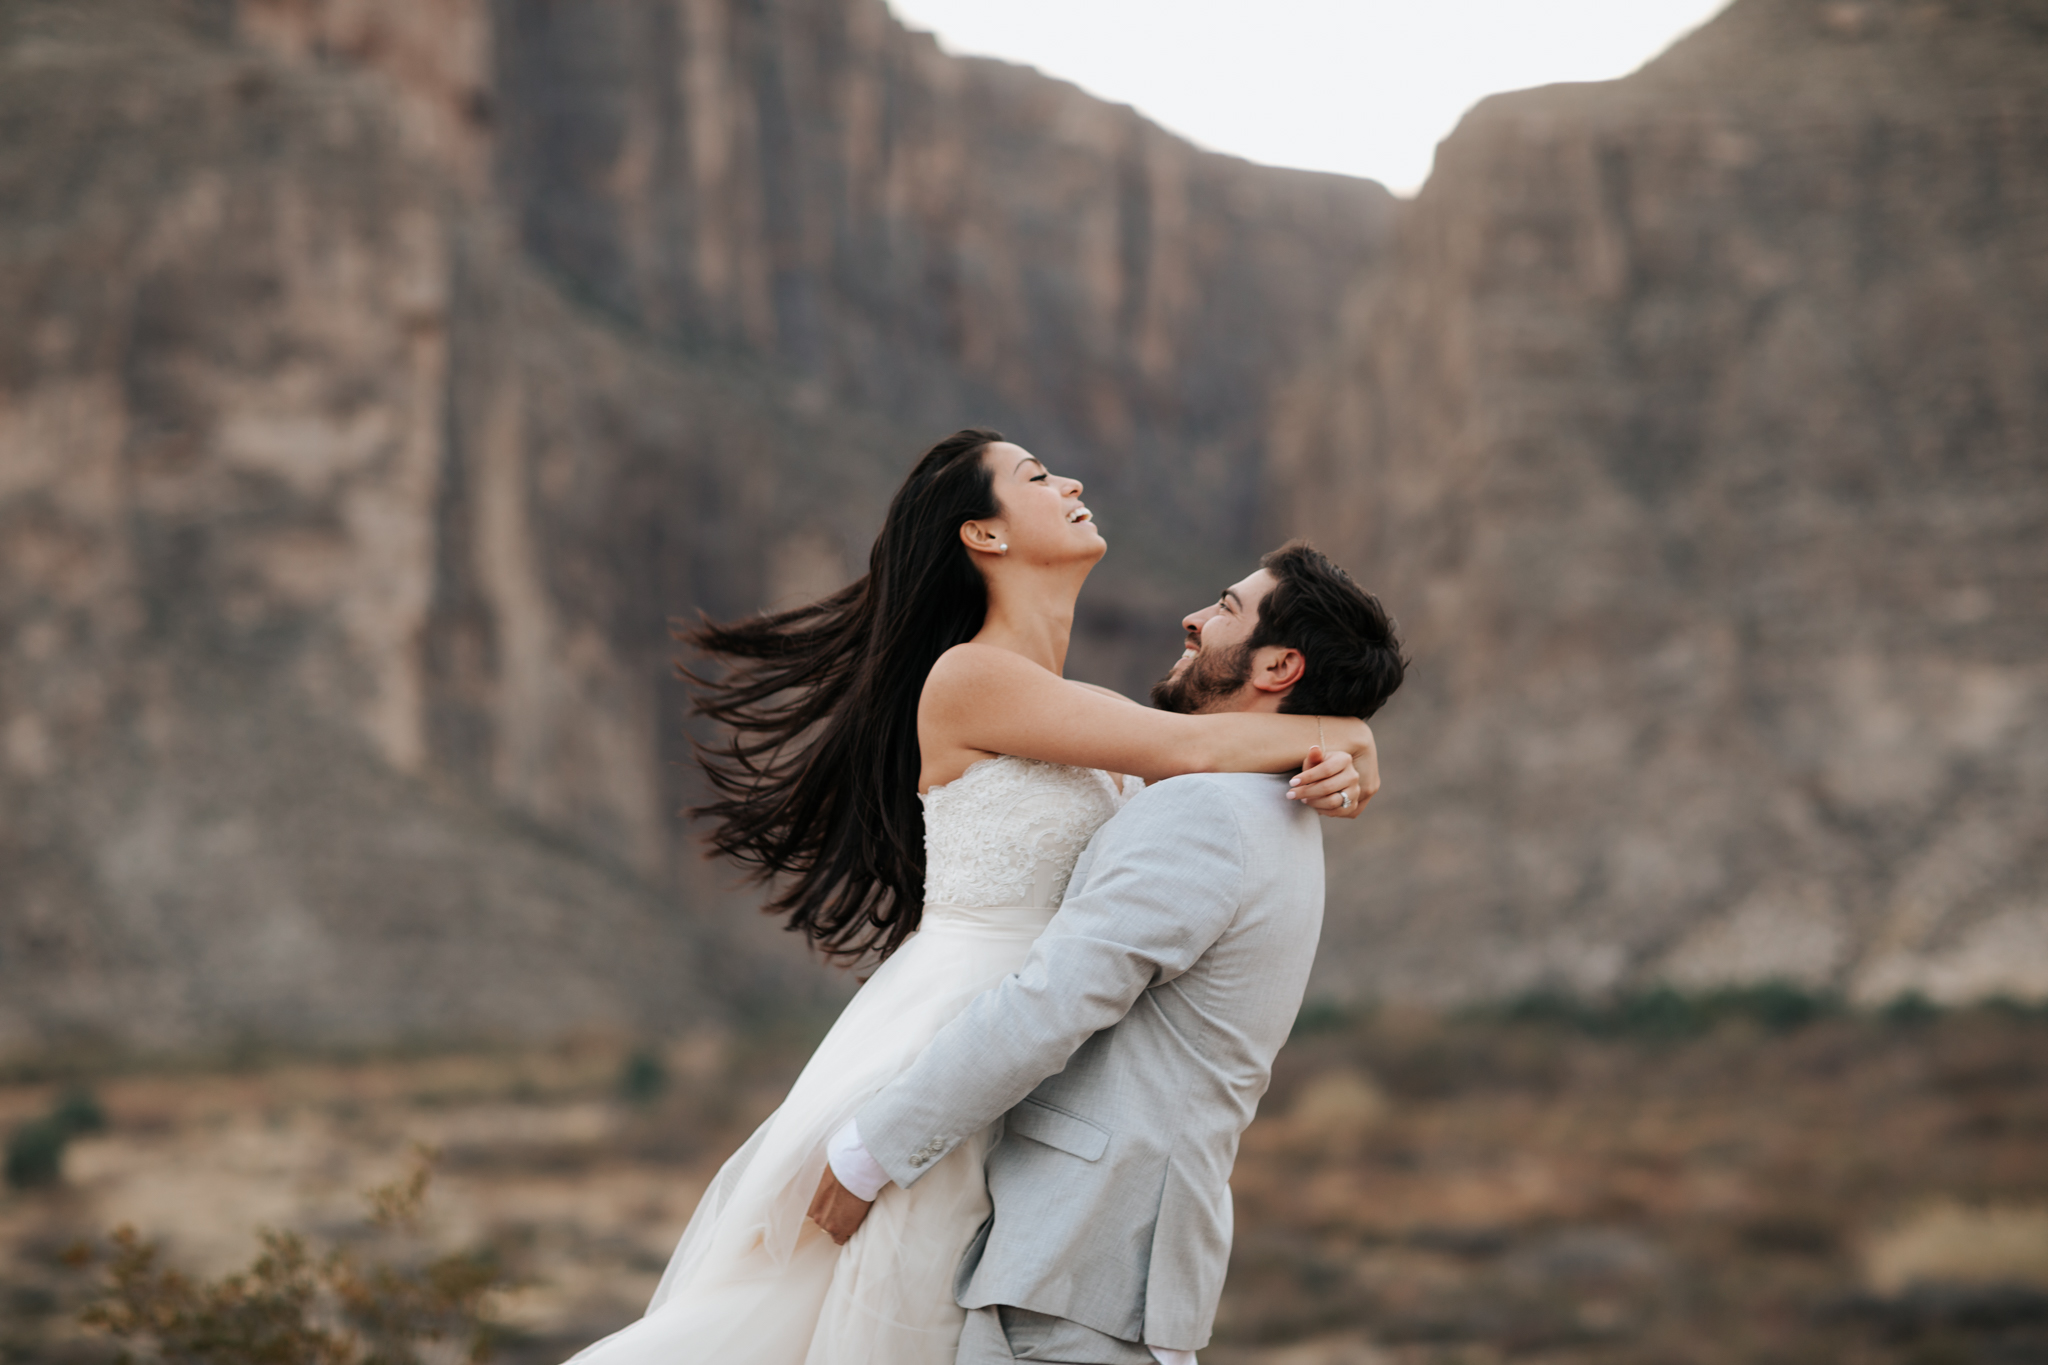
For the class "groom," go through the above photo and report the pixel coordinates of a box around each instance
[808,540,1406,1364]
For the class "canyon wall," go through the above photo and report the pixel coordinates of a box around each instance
[239,0,1395,585]
[0,2,900,1050]
[1275,0,2048,1004]
[5,0,2043,1054]
[483,0,1395,558]
[0,0,1392,1052]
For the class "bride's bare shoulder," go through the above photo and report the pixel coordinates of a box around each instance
[926,642,1037,685]
[922,643,1054,714]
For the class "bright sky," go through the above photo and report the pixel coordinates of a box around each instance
[885,0,1732,195]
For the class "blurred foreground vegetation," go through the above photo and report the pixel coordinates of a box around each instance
[66,1154,503,1365]
[0,990,2043,1364]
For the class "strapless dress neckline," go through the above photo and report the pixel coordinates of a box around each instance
[918,756,1135,925]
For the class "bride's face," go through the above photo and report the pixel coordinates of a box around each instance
[970,442,1103,565]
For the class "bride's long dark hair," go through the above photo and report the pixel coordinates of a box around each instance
[682,428,1005,962]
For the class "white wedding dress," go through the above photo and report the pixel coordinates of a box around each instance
[569,756,1137,1365]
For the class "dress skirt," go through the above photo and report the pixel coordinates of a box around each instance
[567,902,1052,1365]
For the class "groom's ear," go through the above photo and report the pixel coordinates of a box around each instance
[1250,645,1305,694]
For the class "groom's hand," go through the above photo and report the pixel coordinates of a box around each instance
[808,1165,875,1245]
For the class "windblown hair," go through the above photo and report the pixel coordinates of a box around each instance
[1249,540,1408,720]
[681,429,1004,961]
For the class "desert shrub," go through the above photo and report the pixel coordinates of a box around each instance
[1493,990,1591,1030]
[6,1117,70,1189]
[1976,994,2048,1022]
[1705,980,1838,1033]
[53,1086,110,1136]
[1289,996,1360,1039]
[1882,991,1943,1027]
[1478,982,1840,1040]
[617,1047,668,1106]
[1607,985,1711,1038]
[70,1151,507,1365]
[1480,988,1673,1036]
[5,1085,110,1189]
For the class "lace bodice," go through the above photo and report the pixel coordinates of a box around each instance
[920,757,1135,912]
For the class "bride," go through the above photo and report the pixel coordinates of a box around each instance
[567,429,1375,1364]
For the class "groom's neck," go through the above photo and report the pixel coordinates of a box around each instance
[1199,687,1289,716]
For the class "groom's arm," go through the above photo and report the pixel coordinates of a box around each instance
[847,778,1249,1196]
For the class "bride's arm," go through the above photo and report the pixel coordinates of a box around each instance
[1065,679,1370,816]
[921,645,1377,789]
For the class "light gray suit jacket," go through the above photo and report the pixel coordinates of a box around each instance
[855,772,1325,1352]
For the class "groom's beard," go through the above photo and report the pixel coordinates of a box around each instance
[1149,641,1254,714]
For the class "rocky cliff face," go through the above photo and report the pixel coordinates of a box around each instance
[485,0,1394,556]
[1275,0,2048,1005]
[0,0,1391,1053]
[0,2,900,1051]
[239,0,1395,587]
[6,0,2042,1055]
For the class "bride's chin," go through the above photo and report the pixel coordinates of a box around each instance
[1035,530,1106,568]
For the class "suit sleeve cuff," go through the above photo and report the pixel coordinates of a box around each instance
[826,1118,892,1202]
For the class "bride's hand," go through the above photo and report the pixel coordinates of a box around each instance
[1286,742,1376,820]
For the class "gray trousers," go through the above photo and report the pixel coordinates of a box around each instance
[956,1305,1158,1365]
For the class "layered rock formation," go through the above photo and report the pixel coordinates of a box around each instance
[5,0,2042,1053]
[0,2,911,1050]
[0,0,1391,1052]
[239,0,1396,582]
[1275,0,2048,1004]
[485,0,1395,552]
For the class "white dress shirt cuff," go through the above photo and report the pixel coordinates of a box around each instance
[1148,1351,1195,1365]
[825,1118,892,1202]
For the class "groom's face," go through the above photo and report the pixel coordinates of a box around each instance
[1149,568,1279,714]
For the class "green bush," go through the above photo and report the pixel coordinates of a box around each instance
[1479,981,1840,1041]
[5,1085,110,1189]
[1494,991,1590,1029]
[6,1117,69,1189]
[1608,986,1710,1039]
[618,1047,668,1106]
[1976,993,2048,1021]
[1290,997,1358,1039]
[1880,991,1941,1026]
[1706,980,1837,1033]
[52,1086,109,1136]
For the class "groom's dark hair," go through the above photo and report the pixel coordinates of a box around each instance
[1249,541,1407,720]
